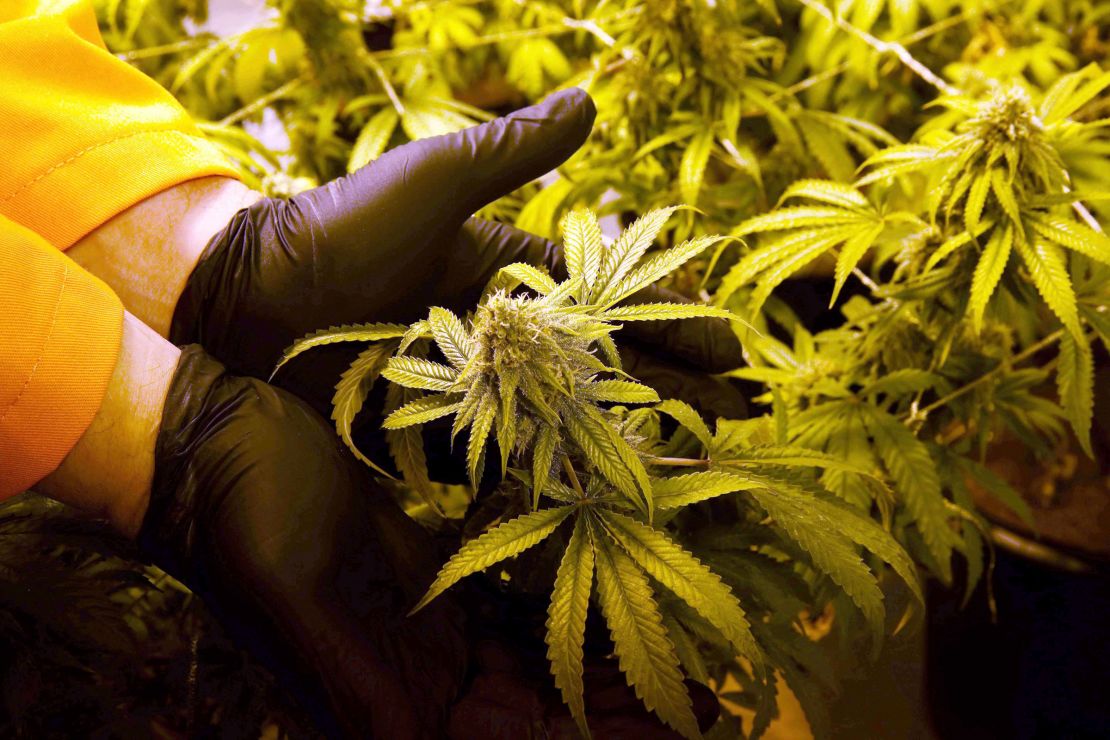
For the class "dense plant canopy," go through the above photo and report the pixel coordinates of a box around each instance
[3,0,1107,737]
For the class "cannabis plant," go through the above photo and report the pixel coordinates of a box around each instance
[278,208,919,738]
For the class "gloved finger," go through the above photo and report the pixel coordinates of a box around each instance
[445,218,742,372]
[294,88,596,243]
[620,345,748,422]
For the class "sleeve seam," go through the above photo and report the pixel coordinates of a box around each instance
[0,128,205,205]
[0,263,69,425]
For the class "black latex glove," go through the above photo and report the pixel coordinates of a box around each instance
[136,345,467,739]
[170,88,746,420]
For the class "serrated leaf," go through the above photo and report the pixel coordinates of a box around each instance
[532,424,560,510]
[957,457,1034,527]
[598,510,762,669]
[382,394,463,430]
[680,128,714,206]
[733,207,864,237]
[862,369,939,398]
[1058,331,1094,457]
[652,471,760,509]
[716,225,859,304]
[348,107,398,172]
[746,484,886,641]
[467,392,497,489]
[831,223,884,305]
[721,445,874,475]
[581,380,660,404]
[411,505,574,613]
[382,355,460,391]
[1028,215,1110,267]
[546,515,595,740]
[779,179,871,211]
[968,224,1013,332]
[386,387,439,514]
[656,400,712,449]
[331,342,396,478]
[748,229,856,315]
[602,302,740,324]
[964,169,992,235]
[860,405,957,580]
[990,169,1022,228]
[273,323,408,377]
[427,307,473,369]
[590,518,700,739]
[561,209,604,295]
[595,207,682,302]
[499,262,558,295]
[603,235,729,305]
[1014,237,1082,338]
[566,407,653,517]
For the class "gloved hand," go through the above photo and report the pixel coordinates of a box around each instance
[169,89,745,421]
[136,345,467,739]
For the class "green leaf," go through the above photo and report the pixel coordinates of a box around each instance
[582,380,660,405]
[499,262,558,295]
[561,209,604,295]
[831,223,884,306]
[680,128,714,206]
[545,515,595,740]
[656,400,712,449]
[1058,331,1094,457]
[382,355,460,392]
[532,425,560,510]
[427,307,473,370]
[566,407,653,516]
[721,446,874,476]
[860,405,958,580]
[598,510,762,669]
[603,235,730,305]
[862,369,939,398]
[957,457,1034,527]
[652,471,759,510]
[968,224,1014,332]
[733,207,864,236]
[990,169,1022,228]
[595,207,682,301]
[779,179,871,211]
[716,225,859,304]
[1014,237,1082,338]
[386,387,438,514]
[467,392,497,489]
[348,107,398,172]
[964,169,992,235]
[273,323,408,377]
[602,302,740,323]
[1028,215,1110,267]
[331,342,395,478]
[590,517,700,739]
[748,229,855,315]
[746,480,886,640]
[382,394,463,430]
[924,223,991,272]
[411,505,575,613]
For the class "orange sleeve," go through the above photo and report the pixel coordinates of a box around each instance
[0,215,123,499]
[0,0,241,250]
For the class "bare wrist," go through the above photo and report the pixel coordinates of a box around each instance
[67,177,261,337]
[37,313,180,537]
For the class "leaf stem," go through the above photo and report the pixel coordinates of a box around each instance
[217,74,307,126]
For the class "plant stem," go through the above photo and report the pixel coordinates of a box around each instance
[218,75,307,127]
[646,455,710,468]
[563,455,586,498]
[116,37,211,61]
[905,329,1064,422]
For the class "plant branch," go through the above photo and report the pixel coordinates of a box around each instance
[217,74,307,127]
[905,329,1065,423]
[795,0,962,97]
